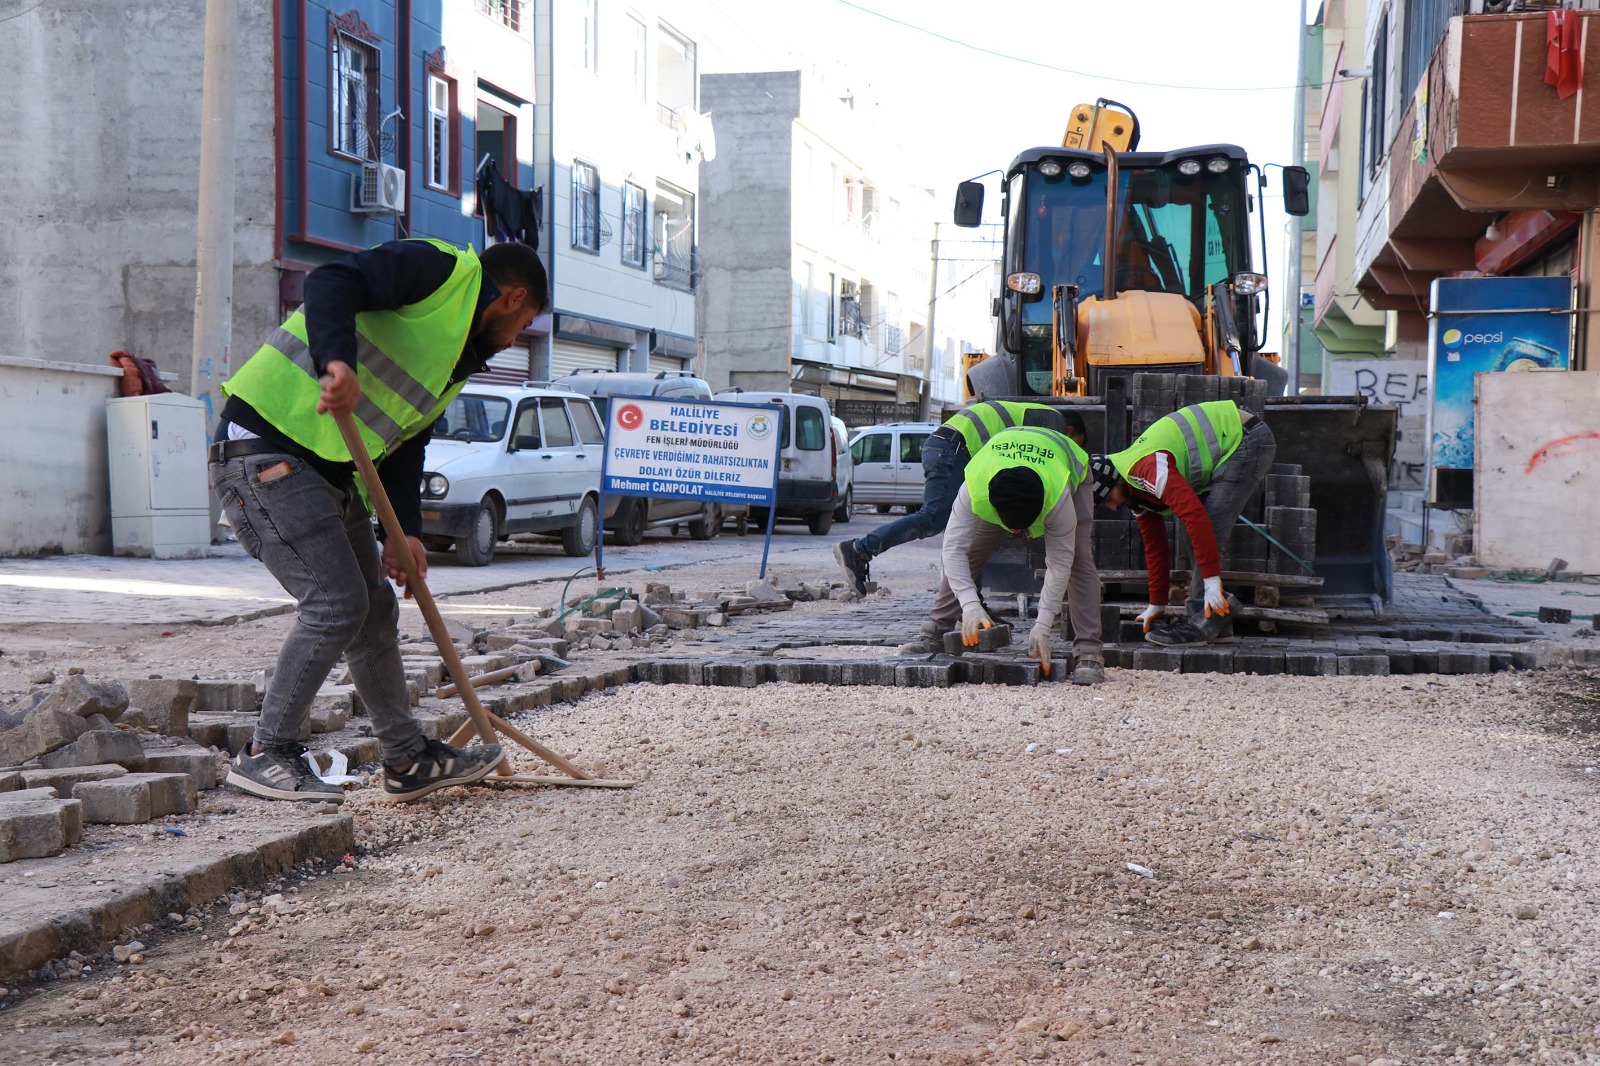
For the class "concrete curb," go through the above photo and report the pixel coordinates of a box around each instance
[0,814,352,981]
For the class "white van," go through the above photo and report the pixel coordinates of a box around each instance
[715,389,841,534]
[848,422,941,511]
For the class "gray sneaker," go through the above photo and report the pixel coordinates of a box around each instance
[833,540,870,596]
[1145,617,1207,647]
[381,739,505,802]
[226,744,345,803]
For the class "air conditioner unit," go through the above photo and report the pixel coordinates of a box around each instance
[353,162,406,214]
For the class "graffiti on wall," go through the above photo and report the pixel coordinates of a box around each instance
[1327,359,1429,491]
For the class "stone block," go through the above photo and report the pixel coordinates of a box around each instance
[1131,648,1185,673]
[119,679,197,737]
[1232,650,1285,675]
[705,661,771,687]
[1284,651,1338,676]
[1488,650,1514,673]
[1438,650,1491,675]
[0,707,89,767]
[0,787,64,803]
[612,604,642,633]
[1119,620,1148,644]
[194,680,259,714]
[0,771,18,792]
[1337,655,1390,677]
[1100,646,1133,669]
[550,677,588,702]
[415,711,468,740]
[331,736,381,768]
[779,661,841,686]
[506,687,553,713]
[839,662,895,686]
[1098,604,1124,642]
[941,631,966,656]
[38,729,146,770]
[20,764,129,798]
[1182,649,1235,674]
[74,772,198,825]
[1510,647,1540,671]
[985,661,1040,686]
[31,676,129,722]
[139,747,219,790]
[662,607,699,630]
[0,797,83,862]
[308,703,349,734]
[894,662,954,688]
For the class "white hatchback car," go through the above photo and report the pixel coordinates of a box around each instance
[420,383,608,565]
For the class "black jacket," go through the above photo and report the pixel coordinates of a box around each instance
[218,240,501,536]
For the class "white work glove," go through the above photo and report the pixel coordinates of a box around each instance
[960,603,994,646]
[1135,603,1166,634]
[1027,622,1054,677]
[1202,576,1230,618]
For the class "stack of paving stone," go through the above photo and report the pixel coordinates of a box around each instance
[1263,464,1317,575]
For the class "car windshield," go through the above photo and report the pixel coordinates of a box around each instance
[432,395,511,443]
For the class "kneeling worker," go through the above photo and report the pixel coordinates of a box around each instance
[834,401,1087,595]
[1089,399,1276,646]
[915,425,1104,685]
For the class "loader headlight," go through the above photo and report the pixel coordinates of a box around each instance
[1067,162,1092,179]
[1038,160,1062,177]
[423,473,449,498]
[1006,272,1042,295]
[1232,272,1268,296]
[1176,158,1202,176]
[1206,157,1232,173]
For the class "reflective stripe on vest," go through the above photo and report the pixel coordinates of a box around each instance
[964,426,1088,538]
[944,399,1054,454]
[1107,400,1244,495]
[222,238,481,464]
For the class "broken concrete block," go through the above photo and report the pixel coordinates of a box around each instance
[661,607,699,630]
[119,679,198,737]
[188,716,259,755]
[0,771,19,792]
[140,747,219,790]
[74,772,198,825]
[20,764,129,798]
[0,708,89,767]
[38,729,146,771]
[308,703,349,734]
[193,680,259,714]
[31,675,129,722]
[0,797,83,862]
[0,787,63,803]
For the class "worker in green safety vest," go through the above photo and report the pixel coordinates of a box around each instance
[1088,399,1277,647]
[208,239,548,804]
[912,425,1105,684]
[833,400,1085,596]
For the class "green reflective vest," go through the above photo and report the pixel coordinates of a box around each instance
[222,238,482,463]
[1108,400,1244,497]
[944,399,1063,455]
[965,426,1088,537]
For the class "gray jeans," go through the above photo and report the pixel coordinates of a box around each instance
[209,453,427,765]
[1184,418,1277,619]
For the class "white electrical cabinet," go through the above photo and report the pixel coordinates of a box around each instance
[107,394,211,558]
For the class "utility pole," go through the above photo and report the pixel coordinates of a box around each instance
[191,0,238,428]
[1286,0,1309,394]
[919,224,940,421]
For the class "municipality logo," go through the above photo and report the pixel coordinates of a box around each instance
[746,413,773,440]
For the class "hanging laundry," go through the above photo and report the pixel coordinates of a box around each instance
[1546,10,1583,101]
[476,159,543,249]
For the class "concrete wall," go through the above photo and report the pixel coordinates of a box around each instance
[1,1,279,397]
[698,72,798,393]
[1475,370,1600,572]
[0,359,123,556]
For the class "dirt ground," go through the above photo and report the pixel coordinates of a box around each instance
[7,662,1600,1064]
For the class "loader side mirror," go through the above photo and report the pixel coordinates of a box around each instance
[1282,166,1311,217]
[953,181,984,227]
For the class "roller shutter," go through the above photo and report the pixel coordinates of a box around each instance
[648,354,685,376]
[551,339,618,377]
[470,346,532,386]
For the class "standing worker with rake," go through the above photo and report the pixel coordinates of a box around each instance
[209,239,549,803]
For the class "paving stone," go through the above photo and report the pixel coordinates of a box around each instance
[942,631,966,656]
[1337,655,1390,677]
[1100,646,1133,669]
[30,676,129,722]
[0,787,64,803]
[0,797,83,863]
[0,771,19,792]
[74,772,198,825]
[0,707,89,767]
[1284,651,1338,676]
[505,686,554,713]
[1510,647,1540,671]
[1409,648,1440,673]
[139,747,219,790]
[1488,650,1514,672]
[119,679,197,737]
[1232,650,1285,675]
[308,703,349,734]
[1383,650,1416,675]
[415,710,469,740]
[38,729,146,771]
[331,736,381,768]
[894,662,954,688]
[1099,604,1123,642]
[1438,650,1491,675]
[193,680,259,714]
[976,624,1013,652]
[1182,649,1235,674]
[20,764,129,798]
[840,662,897,686]
[550,676,588,702]
[1131,648,1185,673]
[986,661,1040,686]
[704,661,772,687]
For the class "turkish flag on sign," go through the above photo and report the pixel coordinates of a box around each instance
[1546,10,1584,101]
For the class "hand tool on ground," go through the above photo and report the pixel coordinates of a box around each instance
[327,401,630,789]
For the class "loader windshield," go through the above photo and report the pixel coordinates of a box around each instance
[1015,162,1247,392]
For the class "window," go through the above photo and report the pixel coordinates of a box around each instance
[511,403,540,446]
[827,273,837,340]
[581,0,599,73]
[1366,10,1390,179]
[653,181,695,289]
[572,161,600,252]
[799,261,817,337]
[622,182,648,268]
[900,433,928,464]
[331,34,377,159]
[569,401,605,446]
[476,0,526,33]
[627,15,648,105]
[435,395,510,443]
[838,279,863,338]
[426,76,454,191]
[656,23,696,114]
[476,99,516,188]
[538,398,576,447]
[852,432,891,465]
[795,407,827,451]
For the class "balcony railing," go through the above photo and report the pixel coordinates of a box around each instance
[653,248,697,292]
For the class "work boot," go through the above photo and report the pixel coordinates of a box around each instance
[832,539,870,596]
[1144,617,1207,648]
[1070,655,1106,686]
[381,739,506,802]
[897,619,952,655]
[226,743,345,803]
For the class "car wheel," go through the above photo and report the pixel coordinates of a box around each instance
[875,503,891,514]
[688,502,719,540]
[612,499,646,546]
[454,497,500,567]
[806,507,834,535]
[561,496,599,557]
[833,487,853,523]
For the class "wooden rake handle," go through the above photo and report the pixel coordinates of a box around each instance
[329,409,591,781]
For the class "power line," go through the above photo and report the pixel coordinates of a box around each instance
[834,0,1337,94]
